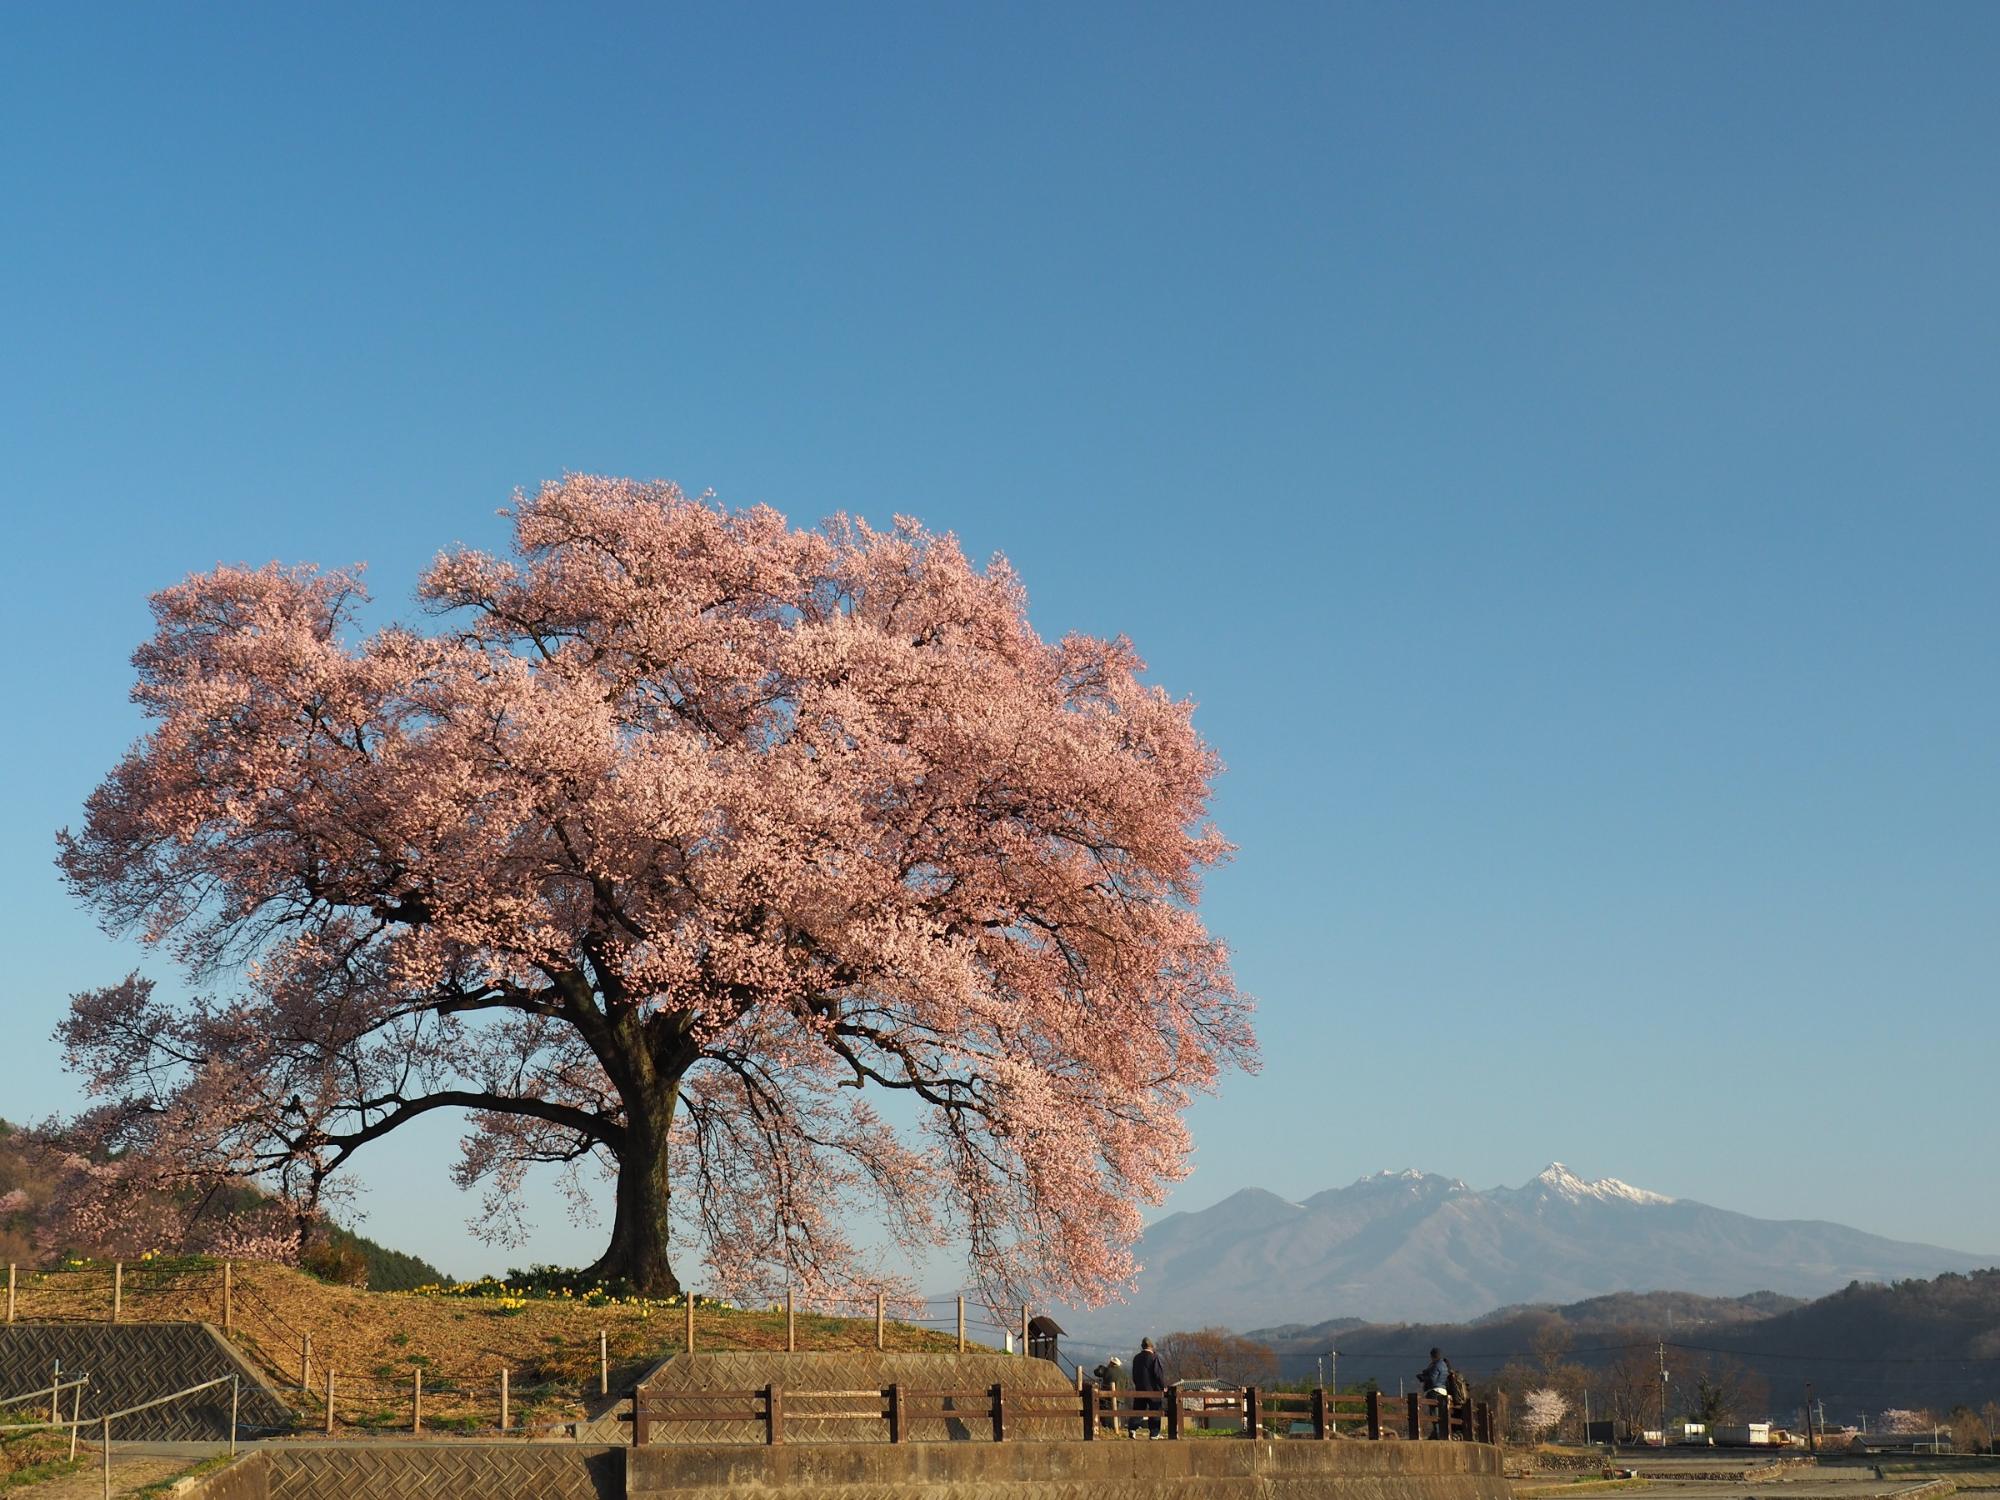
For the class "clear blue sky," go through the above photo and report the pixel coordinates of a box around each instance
[3,3,1996,1286]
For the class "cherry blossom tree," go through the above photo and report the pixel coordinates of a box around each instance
[55,477,1253,1299]
[1524,1387,1571,1440]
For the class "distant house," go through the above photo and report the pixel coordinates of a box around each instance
[1852,1431,1952,1455]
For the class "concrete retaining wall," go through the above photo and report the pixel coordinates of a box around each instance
[0,1322,292,1438]
[179,1435,1506,1500]
[181,1444,623,1500]
[630,1434,1512,1500]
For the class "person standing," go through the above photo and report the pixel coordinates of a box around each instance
[1093,1356,1125,1436]
[1419,1348,1453,1439]
[1131,1338,1166,1438]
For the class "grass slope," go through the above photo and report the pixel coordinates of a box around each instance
[12,1260,971,1431]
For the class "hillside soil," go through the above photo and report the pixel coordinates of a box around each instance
[9,1262,968,1432]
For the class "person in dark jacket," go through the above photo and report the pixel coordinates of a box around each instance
[1419,1349,1453,1438]
[1131,1338,1166,1437]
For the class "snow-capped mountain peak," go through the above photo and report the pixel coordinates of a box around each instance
[1520,1162,1674,1206]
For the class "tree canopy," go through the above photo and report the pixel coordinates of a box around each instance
[55,477,1254,1299]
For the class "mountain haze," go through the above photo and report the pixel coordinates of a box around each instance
[1062,1164,1992,1342]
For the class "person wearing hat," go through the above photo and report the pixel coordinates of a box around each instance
[1092,1356,1126,1436]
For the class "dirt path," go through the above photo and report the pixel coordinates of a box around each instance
[7,1455,192,1499]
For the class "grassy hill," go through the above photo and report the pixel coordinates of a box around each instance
[0,1117,445,1291]
[11,1258,970,1431]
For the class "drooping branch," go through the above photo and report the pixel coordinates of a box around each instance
[52,477,1254,1298]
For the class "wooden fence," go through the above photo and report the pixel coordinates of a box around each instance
[633,1381,1495,1446]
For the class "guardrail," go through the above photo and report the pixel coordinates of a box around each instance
[0,1372,241,1500]
[630,1381,1495,1447]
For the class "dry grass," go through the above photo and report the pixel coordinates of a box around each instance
[8,1260,974,1433]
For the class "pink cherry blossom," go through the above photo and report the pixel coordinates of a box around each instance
[55,477,1255,1300]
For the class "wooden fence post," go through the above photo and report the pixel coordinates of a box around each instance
[500,1368,509,1433]
[101,1416,111,1500]
[300,1334,311,1389]
[766,1382,783,1446]
[1246,1386,1261,1440]
[599,1329,610,1394]
[1081,1382,1096,1441]
[325,1372,335,1435]
[1312,1386,1328,1439]
[412,1367,423,1434]
[887,1382,905,1443]
[1166,1384,1181,1441]
[112,1262,122,1323]
[634,1393,651,1447]
[6,1263,14,1323]
[1019,1304,1029,1354]
[785,1289,795,1354]
[1367,1387,1382,1441]
[875,1293,885,1351]
[1406,1391,1420,1440]
[69,1382,82,1461]
[991,1383,1007,1442]
[956,1294,965,1353]
[222,1262,233,1333]
[684,1297,695,1354]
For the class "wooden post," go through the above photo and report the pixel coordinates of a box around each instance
[222,1261,233,1334]
[1246,1386,1262,1440]
[887,1381,905,1443]
[1367,1387,1382,1441]
[1406,1390,1420,1440]
[991,1382,1007,1442]
[412,1366,423,1434]
[1312,1386,1328,1439]
[766,1382,783,1446]
[230,1376,239,1457]
[50,1365,60,1421]
[6,1263,14,1323]
[1166,1384,1181,1441]
[601,1328,610,1395]
[112,1261,122,1323]
[500,1368,509,1433]
[69,1381,82,1461]
[1477,1400,1491,1445]
[785,1288,795,1353]
[1019,1304,1029,1355]
[875,1292,886,1351]
[301,1333,312,1389]
[957,1294,966,1352]
[101,1415,111,1500]
[1081,1381,1096,1440]
[684,1296,695,1354]
[634,1394,650,1448]
[325,1371,335,1435]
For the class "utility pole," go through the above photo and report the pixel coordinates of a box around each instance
[1658,1343,1669,1446]
[1804,1382,1816,1455]
[1330,1349,1338,1396]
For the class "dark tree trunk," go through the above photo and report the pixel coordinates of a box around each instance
[586,1084,685,1297]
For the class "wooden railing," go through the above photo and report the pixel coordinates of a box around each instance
[632,1382,1494,1446]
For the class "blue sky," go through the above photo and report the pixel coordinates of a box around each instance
[2,3,1996,1287]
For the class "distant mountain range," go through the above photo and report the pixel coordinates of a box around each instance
[1059,1164,1994,1343]
[1249,1271,2000,1422]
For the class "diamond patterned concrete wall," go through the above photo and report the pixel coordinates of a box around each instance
[0,1322,292,1439]
[635,1352,1077,1445]
[264,1444,622,1500]
[627,1430,1513,1500]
